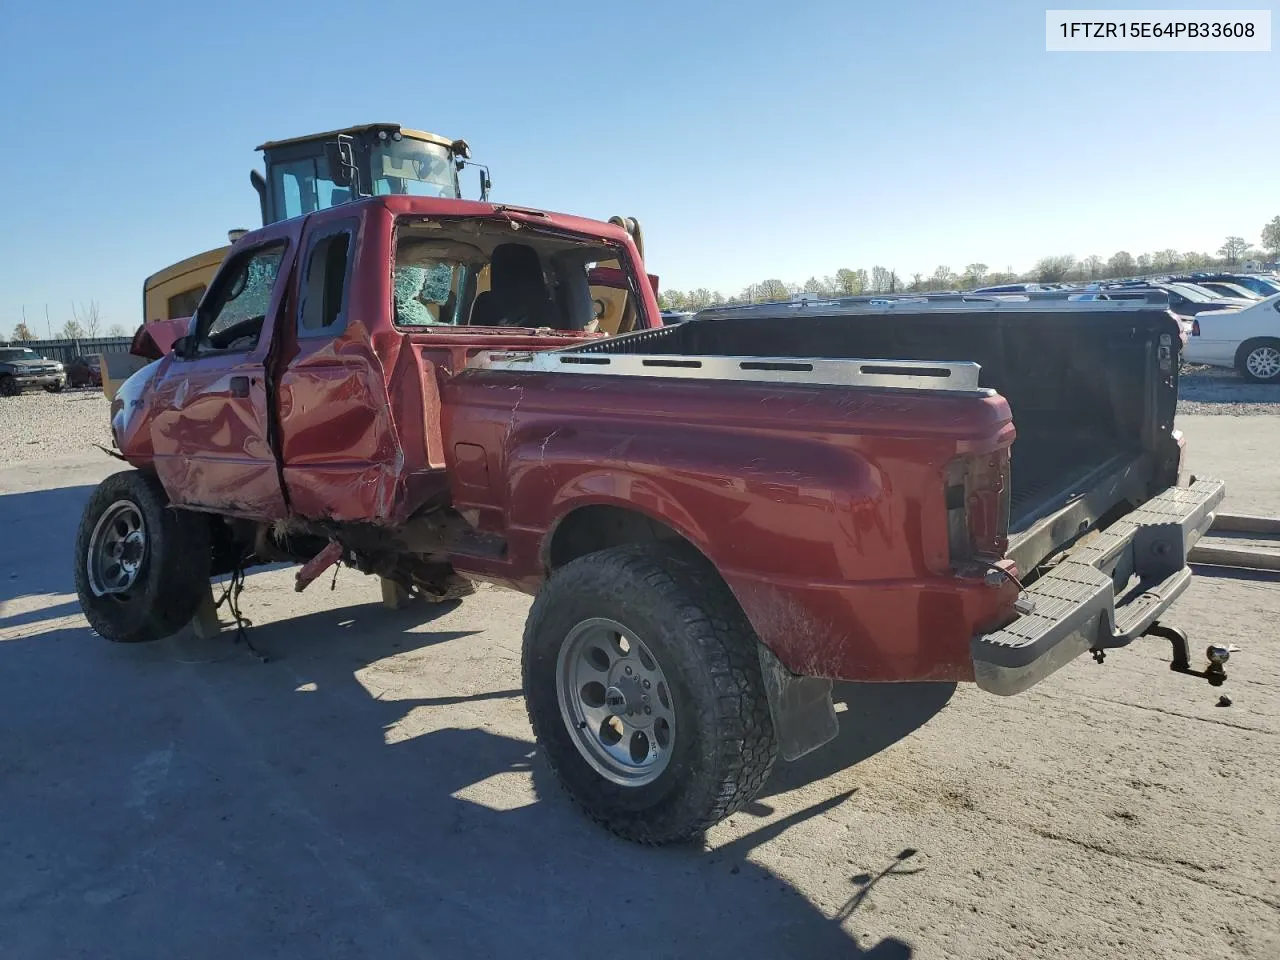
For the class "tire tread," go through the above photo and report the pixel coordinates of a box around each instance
[522,544,777,844]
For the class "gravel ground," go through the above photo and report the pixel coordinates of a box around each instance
[1,388,1278,957]
[0,388,113,462]
[1179,366,1280,416]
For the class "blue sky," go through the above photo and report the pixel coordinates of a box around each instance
[1,0,1276,333]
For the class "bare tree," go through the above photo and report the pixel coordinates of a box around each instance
[1034,255,1076,283]
[60,319,86,340]
[870,266,894,293]
[926,265,956,291]
[1082,255,1103,280]
[1262,216,1280,258]
[1217,236,1249,265]
[755,279,789,302]
[72,301,103,337]
[686,288,714,310]
[107,323,128,337]
[962,263,988,288]
[11,322,35,342]
[1107,251,1134,277]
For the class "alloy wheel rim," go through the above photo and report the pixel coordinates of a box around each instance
[86,501,147,598]
[1246,346,1280,380]
[555,617,676,787]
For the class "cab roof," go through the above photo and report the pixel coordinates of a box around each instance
[256,123,455,152]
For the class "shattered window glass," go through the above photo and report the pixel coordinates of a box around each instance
[394,261,464,326]
[202,244,286,350]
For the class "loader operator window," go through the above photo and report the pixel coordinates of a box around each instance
[273,159,348,220]
[195,243,286,353]
[371,140,457,199]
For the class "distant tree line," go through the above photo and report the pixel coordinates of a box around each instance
[659,217,1280,311]
[6,300,130,342]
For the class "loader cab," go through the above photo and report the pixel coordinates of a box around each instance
[250,125,487,226]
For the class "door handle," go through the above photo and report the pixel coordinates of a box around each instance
[230,375,250,398]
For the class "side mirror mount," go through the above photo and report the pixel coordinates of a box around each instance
[458,159,492,202]
[171,334,193,358]
[323,135,359,194]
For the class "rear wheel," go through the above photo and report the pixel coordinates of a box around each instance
[1237,338,1280,384]
[74,470,212,643]
[522,544,777,844]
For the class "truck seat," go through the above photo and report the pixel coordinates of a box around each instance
[469,243,559,328]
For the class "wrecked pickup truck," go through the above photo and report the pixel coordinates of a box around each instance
[76,195,1226,843]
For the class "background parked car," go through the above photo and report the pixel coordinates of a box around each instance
[65,355,103,388]
[1183,293,1280,382]
[1189,273,1280,297]
[1192,280,1263,300]
[1107,282,1249,316]
[0,346,66,396]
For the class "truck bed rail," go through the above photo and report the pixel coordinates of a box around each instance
[479,349,986,392]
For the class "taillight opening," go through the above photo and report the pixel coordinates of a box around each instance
[946,453,1011,568]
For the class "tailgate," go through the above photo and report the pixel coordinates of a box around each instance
[972,477,1225,695]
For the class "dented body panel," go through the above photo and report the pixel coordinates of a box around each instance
[440,369,1020,680]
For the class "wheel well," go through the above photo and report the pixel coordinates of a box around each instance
[546,505,703,571]
[1235,336,1280,368]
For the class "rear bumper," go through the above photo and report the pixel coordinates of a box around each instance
[972,477,1226,696]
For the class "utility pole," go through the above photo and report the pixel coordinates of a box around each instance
[45,305,51,339]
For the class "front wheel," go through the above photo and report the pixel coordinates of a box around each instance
[0,376,20,397]
[44,382,64,393]
[73,470,212,643]
[1237,339,1280,384]
[522,544,777,844]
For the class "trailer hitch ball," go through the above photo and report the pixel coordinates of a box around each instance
[1205,645,1230,686]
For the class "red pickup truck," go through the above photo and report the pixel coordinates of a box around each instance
[76,195,1226,843]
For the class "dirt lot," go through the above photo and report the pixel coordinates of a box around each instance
[1,386,1278,959]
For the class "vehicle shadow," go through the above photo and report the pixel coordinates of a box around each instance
[0,483,100,605]
[1,482,922,959]
[760,682,956,801]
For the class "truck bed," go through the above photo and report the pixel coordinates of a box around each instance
[499,295,1182,578]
